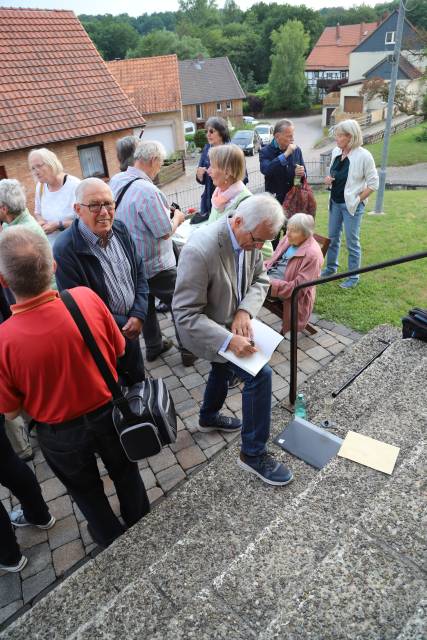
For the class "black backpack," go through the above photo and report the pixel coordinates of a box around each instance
[402,307,427,342]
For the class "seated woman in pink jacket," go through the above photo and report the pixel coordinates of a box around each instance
[264,213,324,334]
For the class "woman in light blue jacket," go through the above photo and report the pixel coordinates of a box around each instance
[322,119,378,288]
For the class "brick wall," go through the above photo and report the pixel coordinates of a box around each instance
[0,129,133,214]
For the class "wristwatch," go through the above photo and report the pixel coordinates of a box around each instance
[58,220,65,231]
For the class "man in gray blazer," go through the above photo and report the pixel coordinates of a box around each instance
[173,194,293,486]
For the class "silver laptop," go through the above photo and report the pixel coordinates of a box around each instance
[274,417,343,469]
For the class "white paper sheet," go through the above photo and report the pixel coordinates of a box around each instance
[218,318,284,376]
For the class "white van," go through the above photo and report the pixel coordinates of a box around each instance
[254,123,274,146]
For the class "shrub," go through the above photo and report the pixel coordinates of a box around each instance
[194,129,207,149]
[247,94,265,114]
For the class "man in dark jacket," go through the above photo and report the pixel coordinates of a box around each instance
[54,178,149,384]
[259,119,306,206]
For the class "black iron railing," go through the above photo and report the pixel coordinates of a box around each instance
[289,250,427,404]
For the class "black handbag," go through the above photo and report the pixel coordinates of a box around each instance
[402,307,427,342]
[60,290,177,461]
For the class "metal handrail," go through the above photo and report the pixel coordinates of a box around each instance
[289,250,427,404]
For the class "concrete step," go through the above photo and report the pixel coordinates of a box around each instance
[5,330,426,639]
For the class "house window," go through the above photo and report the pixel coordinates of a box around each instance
[226,101,232,111]
[385,31,395,44]
[78,142,108,179]
[314,71,319,78]
[216,102,222,112]
[0,166,7,179]
[341,71,348,78]
[196,104,203,119]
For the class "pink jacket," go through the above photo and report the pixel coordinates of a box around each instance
[264,235,324,333]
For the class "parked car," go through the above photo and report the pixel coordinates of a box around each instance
[243,116,259,126]
[184,121,196,136]
[231,129,262,156]
[254,123,274,146]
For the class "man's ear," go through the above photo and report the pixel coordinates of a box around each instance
[73,203,80,216]
[52,259,57,274]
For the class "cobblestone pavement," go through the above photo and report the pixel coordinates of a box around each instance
[0,308,361,627]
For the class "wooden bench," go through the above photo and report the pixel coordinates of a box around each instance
[263,233,330,335]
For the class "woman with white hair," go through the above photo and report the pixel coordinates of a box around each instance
[265,213,324,334]
[28,147,80,246]
[323,119,378,288]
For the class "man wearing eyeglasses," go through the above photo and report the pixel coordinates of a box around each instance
[53,178,148,385]
[173,193,294,487]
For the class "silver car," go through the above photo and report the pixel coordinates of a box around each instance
[254,124,273,146]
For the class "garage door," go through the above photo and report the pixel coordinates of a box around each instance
[344,96,363,113]
[137,125,175,155]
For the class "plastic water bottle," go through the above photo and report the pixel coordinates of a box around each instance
[294,393,307,419]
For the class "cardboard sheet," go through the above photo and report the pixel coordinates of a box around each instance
[338,431,400,475]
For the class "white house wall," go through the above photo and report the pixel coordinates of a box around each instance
[348,52,385,82]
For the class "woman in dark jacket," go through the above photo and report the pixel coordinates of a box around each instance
[196,116,231,219]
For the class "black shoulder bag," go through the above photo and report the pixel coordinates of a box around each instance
[60,290,177,461]
[114,177,142,211]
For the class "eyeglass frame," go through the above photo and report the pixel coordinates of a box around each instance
[78,202,115,214]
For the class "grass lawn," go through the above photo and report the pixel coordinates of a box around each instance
[364,124,427,166]
[312,189,427,333]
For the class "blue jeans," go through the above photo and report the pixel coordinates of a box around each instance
[200,362,272,457]
[0,417,51,565]
[325,200,365,282]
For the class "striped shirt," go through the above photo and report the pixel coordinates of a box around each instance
[78,220,135,316]
[109,167,174,279]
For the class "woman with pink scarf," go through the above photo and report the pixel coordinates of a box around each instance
[207,144,273,259]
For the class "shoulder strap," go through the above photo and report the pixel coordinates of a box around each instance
[115,177,142,211]
[60,290,135,422]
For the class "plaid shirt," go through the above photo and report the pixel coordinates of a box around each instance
[78,220,135,316]
[109,167,175,279]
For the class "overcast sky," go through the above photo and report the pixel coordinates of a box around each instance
[0,0,382,16]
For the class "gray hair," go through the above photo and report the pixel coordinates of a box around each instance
[28,148,63,175]
[116,135,140,171]
[75,178,112,203]
[0,179,26,216]
[274,119,294,135]
[0,227,53,298]
[287,213,315,237]
[134,140,167,164]
[233,193,285,234]
[333,119,363,149]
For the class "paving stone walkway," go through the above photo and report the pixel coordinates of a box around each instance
[0,308,361,628]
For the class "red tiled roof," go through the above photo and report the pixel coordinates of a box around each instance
[107,55,181,115]
[0,8,145,153]
[305,23,377,70]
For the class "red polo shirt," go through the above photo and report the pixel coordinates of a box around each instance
[0,287,125,424]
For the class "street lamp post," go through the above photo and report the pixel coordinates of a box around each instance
[371,0,407,215]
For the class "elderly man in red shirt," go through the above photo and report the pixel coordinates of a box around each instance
[0,227,149,549]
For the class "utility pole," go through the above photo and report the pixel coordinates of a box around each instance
[371,0,406,215]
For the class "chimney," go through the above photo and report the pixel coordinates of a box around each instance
[336,23,341,43]
[359,22,364,40]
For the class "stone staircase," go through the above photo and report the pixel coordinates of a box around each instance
[3,326,426,639]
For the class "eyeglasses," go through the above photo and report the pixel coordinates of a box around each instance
[79,202,115,214]
[248,230,266,244]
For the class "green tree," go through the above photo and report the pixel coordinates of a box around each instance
[127,29,208,60]
[267,20,310,112]
[81,18,140,60]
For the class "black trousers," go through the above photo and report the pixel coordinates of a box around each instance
[0,417,51,565]
[37,403,150,548]
[117,335,145,386]
[143,267,184,358]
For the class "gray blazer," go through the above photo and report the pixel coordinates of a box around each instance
[172,215,269,362]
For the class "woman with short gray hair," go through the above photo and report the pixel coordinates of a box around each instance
[265,212,324,333]
[28,147,80,246]
[0,179,50,242]
[323,118,378,288]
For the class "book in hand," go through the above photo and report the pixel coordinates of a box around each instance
[218,318,283,376]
